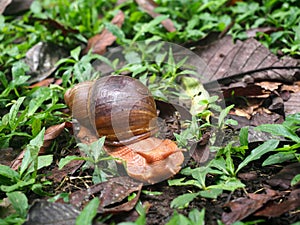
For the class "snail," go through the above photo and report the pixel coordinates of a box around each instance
[64,75,184,184]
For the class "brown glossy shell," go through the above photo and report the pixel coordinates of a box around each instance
[64,75,158,146]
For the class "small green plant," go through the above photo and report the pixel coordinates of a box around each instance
[166,208,205,225]
[56,46,117,86]
[169,126,280,208]
[255,113,300,166]
[59,137,118,184]
[0,128,53,194]
[0,191,28,225]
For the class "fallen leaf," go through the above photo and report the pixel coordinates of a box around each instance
[256,81,282,92]
[3,0,33,15]
[135,0,176,32]
[237,171,258,181]
[190,132,212,164]
[222,189,277,225]
[0,0,12,14]
[10,122,71,170]
[25,42,68,84]
[267,163,300,190]
[284,92,300,116]
[250,111,283,126]
[281,81,300,93]
[29,78,55,88]
[254,189,300,217]
[24,200,80,225]
[246,27,281,38]
[83,11,125,55]
[48,150,83,182]
[196,36,300,88]
[63,176,142,213]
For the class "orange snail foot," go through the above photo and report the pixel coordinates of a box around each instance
[105,137,185,184]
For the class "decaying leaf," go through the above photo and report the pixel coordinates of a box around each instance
[24,200,80,225]
[2,0,33,15]
[0,0,12,14]
[222,189,278,225]
[267,163,300,190]
[254,189,300,217]
[83,11,125,55]
[284,92,300,116]
[135,0,176,32]
[10,122,72,170]
[64,176,142,213]
[25,42,68,84]
[197,36,300,88]
[190,132,211,164]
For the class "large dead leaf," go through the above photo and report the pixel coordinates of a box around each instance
[195,36,300,87]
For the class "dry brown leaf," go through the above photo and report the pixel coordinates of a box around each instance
[281,81,300,93]
[254,189,300,217]
[267,163,300,190]
[83,11,125,55]
[63,176,142,213]
[222,189,277,225]
[135,0,176,32]
[284,92,300,115]
[196,36,300,87]
[10,122,71,170]
[29,78,55,88]
[256,81,282,92]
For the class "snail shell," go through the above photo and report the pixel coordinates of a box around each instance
[64,75,158,146]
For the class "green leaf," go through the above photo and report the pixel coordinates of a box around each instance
[20,128,45,176]
[291,174,300,186]
[59,155,85,169]
[71,46,81,61]
[104,21,126,42]
[90,136,105,162]
[188,208,205,225]
[239,126,248,146]
[8,97,26,130]
[27,88,52,116]
[199,188,223,199]
[262,152,296,166]
[208,177,245,192]
[236,139,279,174]
[256,124,300,143]
[0,165,20,185]
[170,193,199,209]
[26,155,53,175]
[166,211,191,225]
[218,105,234,128]
[7,191,28,218]
[1,178,35,192]
[76,197,99,225]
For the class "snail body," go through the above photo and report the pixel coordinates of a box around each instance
[64,75,184,184]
